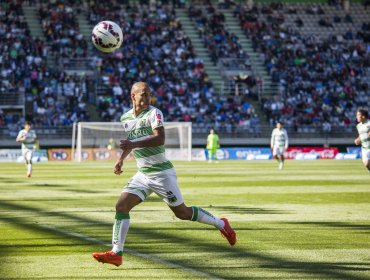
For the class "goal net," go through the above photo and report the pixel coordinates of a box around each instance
[72,122,192,162]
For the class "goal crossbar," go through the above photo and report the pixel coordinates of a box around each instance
[72,122,192,162]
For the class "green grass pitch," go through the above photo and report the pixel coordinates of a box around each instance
[0,160,369,280]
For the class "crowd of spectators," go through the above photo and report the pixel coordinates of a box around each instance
[0,0,91,133]
[38,0,88,66]
[187,4,248,65]
[236,2,369,133]
[89,1,259,133]
[6,1,369,136]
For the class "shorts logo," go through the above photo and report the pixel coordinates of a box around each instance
[166,191,177,203]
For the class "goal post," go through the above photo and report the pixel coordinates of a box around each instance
[71,122,192,162]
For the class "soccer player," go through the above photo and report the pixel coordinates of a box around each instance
[271,122,288,170]
[16,121,37,177]
[206,128,219,163]
[354,109,370,173]
[92,82,236,267]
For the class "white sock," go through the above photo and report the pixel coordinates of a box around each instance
[112,213,130,254]
[191,206,225,230]
[27,164,32,173]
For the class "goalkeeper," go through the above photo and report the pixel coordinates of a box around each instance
[92,82,236,267]
[207,128,220,163]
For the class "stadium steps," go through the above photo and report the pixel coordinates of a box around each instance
[22,6,44,39]
[86,103,101,121]
[220,9,278,98]
[175,8,223,95]
[76,11,94,56]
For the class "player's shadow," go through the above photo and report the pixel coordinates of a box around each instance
[0,200,369,280]
[64,189,105,194]
[206,205,292,214]
[31,183,67,188]
[286,221,370,232]
[0,178,25,184]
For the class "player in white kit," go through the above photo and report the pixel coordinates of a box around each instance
[271,122,289,170]
[16,121,37,177]
[354,109,370,173]
[92,82,236,267]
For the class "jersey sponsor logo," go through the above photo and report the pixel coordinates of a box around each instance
[127,127,152,140]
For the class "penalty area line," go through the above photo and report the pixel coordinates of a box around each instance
[41,224,225,280]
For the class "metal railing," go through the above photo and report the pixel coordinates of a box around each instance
[0,93,25,107]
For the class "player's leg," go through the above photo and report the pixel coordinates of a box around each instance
[273,147,278,162]
[25,150,33,177]
[92,192,141,266]
[273,147,281,169]
[151,170,236,245]
[278,148,285,170]
[93,172,149,266]
[111,192,142,254]
[208,149,213,162]
[169,203,236,246]
[213,148,219,163]
[362,149,370,172]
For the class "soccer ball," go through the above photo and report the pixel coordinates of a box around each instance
[92,21,123,53]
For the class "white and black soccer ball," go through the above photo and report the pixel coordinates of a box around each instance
[92,21,123,53]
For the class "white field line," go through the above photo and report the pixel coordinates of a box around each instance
[41,224,225,280]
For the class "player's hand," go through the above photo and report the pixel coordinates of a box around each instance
[114,161,123,175]
[354,138,361,145]
[120,140,135,150]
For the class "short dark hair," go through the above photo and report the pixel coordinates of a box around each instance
[357,109,368,118]
[25,121,32,126]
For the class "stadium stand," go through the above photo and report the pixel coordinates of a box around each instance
[0,0,92,136]
[236,1,369,133]
[1,0,368,147]
[88,1,260,134]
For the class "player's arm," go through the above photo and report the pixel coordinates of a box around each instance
[354,136,361,145]
[120,127,165,150]
[32,133,38,144]
[284,130,289,149]
[114,148,132,175]
[16,132,26,142]
[270,131,274,149]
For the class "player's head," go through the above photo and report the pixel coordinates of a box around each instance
[356,109,368,123]
[276,122,283,129]
[24,121,32,131]
[131,82,151,111]
[210,128,214,134]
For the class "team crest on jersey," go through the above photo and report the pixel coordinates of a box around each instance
[140,119,146,127]
[156,113,162,126]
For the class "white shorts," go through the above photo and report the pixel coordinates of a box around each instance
[362,149,370,162]
[273,147,285,156]
[122,168,184,207]
[22,149,33,161]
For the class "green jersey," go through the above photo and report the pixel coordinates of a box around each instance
[120,106,173,175]
[356,120,370,150]
[207,134,219,150]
